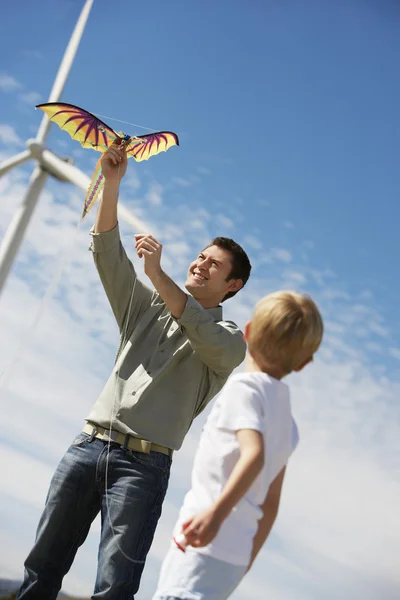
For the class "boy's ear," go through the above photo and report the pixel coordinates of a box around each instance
[244,320,251,342]
[293,356,313,372]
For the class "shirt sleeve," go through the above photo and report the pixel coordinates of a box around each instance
[177,295,246,377]
[89,224,156,335]
[216,376,265,433]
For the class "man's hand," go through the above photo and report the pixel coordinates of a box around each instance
[135,234,187,318]
[101,144,128,182]
[135,234,163,278]
[181,507,223,548]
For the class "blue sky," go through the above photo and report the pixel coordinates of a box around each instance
[0,1,399,599]
[2,0,400,287]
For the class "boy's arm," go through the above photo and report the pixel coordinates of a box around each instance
[247,466,286,571]
[136,235,246,375]
[183,429,265,548]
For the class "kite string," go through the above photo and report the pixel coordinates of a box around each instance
[0,157,144,564]
[103,160,145,565]
[93,112,158,133]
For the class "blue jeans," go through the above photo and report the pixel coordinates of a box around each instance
[17,431,172,600]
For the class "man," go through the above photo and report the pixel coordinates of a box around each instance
[17,144,252,600]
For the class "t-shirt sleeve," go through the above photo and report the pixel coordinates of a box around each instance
[216,376,265,434]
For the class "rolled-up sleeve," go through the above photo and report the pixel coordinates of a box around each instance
[89,224,155,334]
[178,295,246,376]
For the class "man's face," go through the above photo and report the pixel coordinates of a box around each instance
[185,245,241,307]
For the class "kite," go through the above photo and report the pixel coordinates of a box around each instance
[36,102,179,218]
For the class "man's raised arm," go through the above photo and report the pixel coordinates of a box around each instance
[90,145,154,335]
[95,144,127,233]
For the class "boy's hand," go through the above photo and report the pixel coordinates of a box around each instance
[101,144,127,182]
[182,507,223,548]
[135,234,163,278]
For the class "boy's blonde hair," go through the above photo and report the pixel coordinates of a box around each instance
[247,291,323,375]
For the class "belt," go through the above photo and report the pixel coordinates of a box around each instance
[83,423,172,456]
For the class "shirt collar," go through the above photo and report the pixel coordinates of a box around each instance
[207,305,223,320]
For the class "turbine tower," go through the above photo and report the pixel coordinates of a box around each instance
[0,0,146,296]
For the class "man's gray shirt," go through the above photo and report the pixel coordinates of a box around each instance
[86,225,246,451]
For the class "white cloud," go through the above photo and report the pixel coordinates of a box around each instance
[243,235,263,251]
[22,50,43,60]
[284,221,295,229]
[124,168,141,191]
[368,321,389,338]
[281,270,307,285]
[215,214,234,229]
[0,73,22,92]
[18,90,42,105]
[0,167,399,600]
[146,180,163,206]
[273,248,292,262]
[196,166,211,175]
[389,347,400,360]
[259,247,293,265]
[0,124,23,146]
[172,176,191,187]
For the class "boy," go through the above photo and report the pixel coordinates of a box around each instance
[153,291,323,600]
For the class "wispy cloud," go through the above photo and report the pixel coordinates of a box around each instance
[389,347,400,360]
[196,166,211,175]
[171,176,192,187]
[0,159,399,600]
[258,247,293,265]
[281,270,307,285]
[18,90,42,105]
[145,180,163,206]
[0,124,23,146]
[215,214,235,229]
[22,49,43,60]
[243,234,264,251]
[0,73,22,92]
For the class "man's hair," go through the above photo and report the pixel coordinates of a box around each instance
[248,291,323,375]
[206,237,252,302]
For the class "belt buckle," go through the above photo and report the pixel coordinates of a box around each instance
[139,439,152,454]
[101,429,119,443]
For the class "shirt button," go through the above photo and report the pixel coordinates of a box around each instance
[132,391,136,396]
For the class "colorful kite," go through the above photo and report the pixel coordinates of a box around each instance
[36,102,179,218]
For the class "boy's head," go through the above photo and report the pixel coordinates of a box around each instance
[185,237,251,307]
[245,291,323,378]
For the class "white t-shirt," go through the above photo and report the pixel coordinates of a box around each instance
[173,371,299,566]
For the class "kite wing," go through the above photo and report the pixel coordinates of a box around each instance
[125,131,179,162]
[36,102,118,151]
[35,103,179,218]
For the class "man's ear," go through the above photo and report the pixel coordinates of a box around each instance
[227,278,243,294]
[244,320,251,342]
[293,356,313,372]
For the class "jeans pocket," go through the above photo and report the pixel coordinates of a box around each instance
[126,449,172,473]
[71,432,90,447]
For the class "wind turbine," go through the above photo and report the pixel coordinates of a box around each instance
[0,0,146,296]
